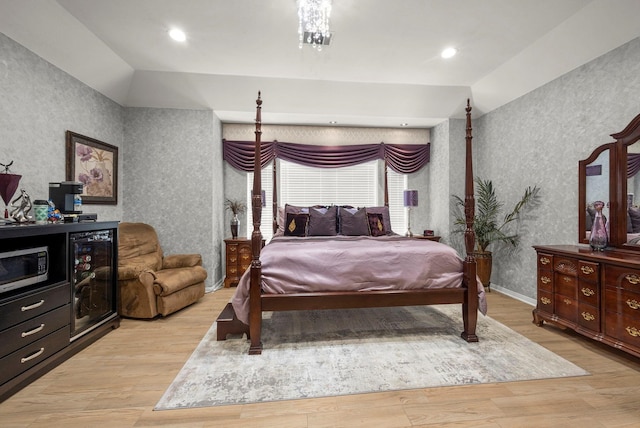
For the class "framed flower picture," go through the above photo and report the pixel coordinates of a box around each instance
[65,131,118,204]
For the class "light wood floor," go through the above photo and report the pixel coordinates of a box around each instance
[1,287,640,428]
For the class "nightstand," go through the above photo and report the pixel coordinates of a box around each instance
[224,238,264,287]
[412,235,441,242]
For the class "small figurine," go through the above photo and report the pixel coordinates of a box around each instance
[10,188,33,223]
[47,199,62,222]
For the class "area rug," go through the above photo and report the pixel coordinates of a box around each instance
[155,305,588,410]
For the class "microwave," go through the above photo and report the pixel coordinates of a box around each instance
[0,246,49,293]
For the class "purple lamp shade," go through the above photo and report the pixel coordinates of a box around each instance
[403,190,418,207]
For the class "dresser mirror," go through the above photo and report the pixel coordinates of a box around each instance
[579,112,640,249]
[579,143,613,245]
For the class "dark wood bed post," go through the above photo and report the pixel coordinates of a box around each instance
[249,92,264,354]
[461,99,479,342]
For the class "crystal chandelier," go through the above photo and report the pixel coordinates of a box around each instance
[297,0,332,51]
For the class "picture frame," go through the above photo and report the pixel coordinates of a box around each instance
[65,131,118,205]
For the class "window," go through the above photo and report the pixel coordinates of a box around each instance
[248,160,407,240]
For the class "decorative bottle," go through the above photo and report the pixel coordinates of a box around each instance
[589,201,607,251]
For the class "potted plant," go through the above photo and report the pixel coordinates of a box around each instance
[225,198,246,239]
[452,178,540,290]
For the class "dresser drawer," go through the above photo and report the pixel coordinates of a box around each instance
[604,312,640,348]
[578,260,599,283]
[555,294,577,322]
[604,265,640,293]
[536,290,553,314]
[577,302,600,332]
[554,258,578,276]
[0,305,70,358]
[604,287,640,318]
[577,282,599,306]
[555,274,577,298]
[0,327,68,386]
[0,284,69,330]
[537,253,553,269]
[537,270,553,292]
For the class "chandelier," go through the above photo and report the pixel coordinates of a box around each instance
[297,0,332,51]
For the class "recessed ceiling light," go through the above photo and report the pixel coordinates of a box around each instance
[400,123,409,127]
[169,28,186,42]
[329,121,338,124]
[441,47,457,59]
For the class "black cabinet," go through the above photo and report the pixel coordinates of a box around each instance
[0,222,120,402]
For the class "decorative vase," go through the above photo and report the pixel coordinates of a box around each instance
[589,201,608,251]
[230,214,239,239]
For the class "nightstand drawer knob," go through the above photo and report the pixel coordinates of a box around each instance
[540,257,550,265]
[625,326,640,337]
[541,276,551,284]
[541,297,551,305]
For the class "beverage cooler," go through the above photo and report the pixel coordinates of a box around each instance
[69,229,116,338]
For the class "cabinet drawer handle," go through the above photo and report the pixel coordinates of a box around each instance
[563,298,572,305]
[625,326,640,337]
[626,299,640,310]
[581,312,595,321]
[21,324,45,337]
[540,257,550,265]
[541,276,551,284]
[21,347,45,363]
[580,266,595,275]
[541,297,551,305]
[229,267,237,274]
[563,277,572,283]
[581,288,595,297]
[625,274,640,285]
[21,300,45,312]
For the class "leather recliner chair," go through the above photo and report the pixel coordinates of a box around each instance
[117,222,207,319]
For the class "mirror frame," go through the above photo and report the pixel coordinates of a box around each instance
[579,142,615,245]
[580,113,640,250]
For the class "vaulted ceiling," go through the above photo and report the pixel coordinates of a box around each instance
[1,0,638,127]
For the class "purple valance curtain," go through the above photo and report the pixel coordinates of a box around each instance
[629,153,640,178]
[223,139,430,174]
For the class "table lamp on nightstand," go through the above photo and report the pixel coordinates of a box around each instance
[403,189,418,237]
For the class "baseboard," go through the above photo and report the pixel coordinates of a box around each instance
[489,283,536,307]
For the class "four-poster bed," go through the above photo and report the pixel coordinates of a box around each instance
[217,93,482,355]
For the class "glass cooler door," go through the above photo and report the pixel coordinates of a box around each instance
[69,230,115,338]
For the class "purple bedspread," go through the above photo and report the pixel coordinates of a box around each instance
[231,235,487,324]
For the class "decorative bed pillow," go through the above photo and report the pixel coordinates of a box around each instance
[339,207,369,236]
[365,206,392,234]
[308,205,338,236]
[367,212,387,237]
[284,213,309,236]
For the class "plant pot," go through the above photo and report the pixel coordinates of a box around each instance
[471,250,492,291]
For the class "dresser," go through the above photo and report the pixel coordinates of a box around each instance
[533,244,640,358]
[0,222,119,402]
[224,238,265,287]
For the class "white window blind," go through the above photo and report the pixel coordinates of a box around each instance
[279,160,378,207]
[248,159,408,239]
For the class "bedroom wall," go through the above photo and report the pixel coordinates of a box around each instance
[0,32,225,291]
[123,108,223,291]
[0,32,124,221]
[474,36,640,301]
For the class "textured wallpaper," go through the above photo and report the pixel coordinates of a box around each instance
[0,32,124,221]
[474,37,640,300]
[124,108,222,290]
